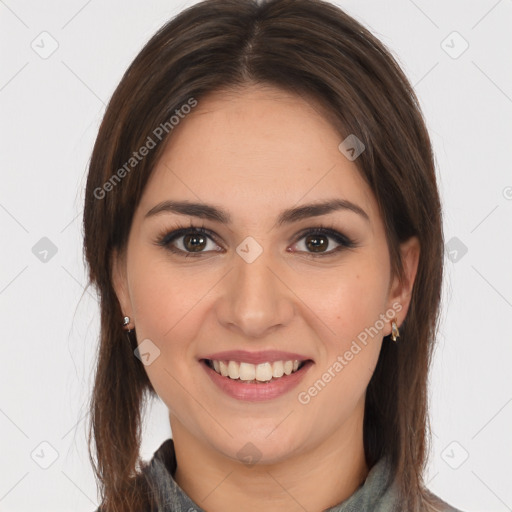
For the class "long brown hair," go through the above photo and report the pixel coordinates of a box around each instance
[83,1,444,510]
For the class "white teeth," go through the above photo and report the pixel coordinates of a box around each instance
[208,359,304,381]
[219,360,229,377]
[255,362,273,381]
[228,360,239,379]
[272,360,284,378]
[239,362,256,381]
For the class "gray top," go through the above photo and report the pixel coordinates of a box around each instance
[139,438,464,512]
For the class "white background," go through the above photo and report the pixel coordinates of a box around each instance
[0,1,511,511]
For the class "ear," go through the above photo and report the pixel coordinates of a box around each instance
[111,247,132,320]
[385,236,420,335]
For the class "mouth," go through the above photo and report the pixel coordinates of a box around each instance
[200,358,312,384]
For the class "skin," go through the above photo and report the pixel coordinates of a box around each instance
[112,84,420,512]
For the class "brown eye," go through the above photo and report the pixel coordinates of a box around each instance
[157,227,222,256]
[291,227,356,256]
[182,233,208,252]
[304,234,329,253]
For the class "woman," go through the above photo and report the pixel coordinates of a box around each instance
[83,0,463,510]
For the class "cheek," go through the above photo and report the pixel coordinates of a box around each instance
[125,253,214,407]
[128,247,209,341]
[296,257,388,399]
[296,282,386,427]
[126,255,209,414]
[305,257,390,341]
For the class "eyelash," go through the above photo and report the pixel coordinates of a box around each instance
[154,221,358,258]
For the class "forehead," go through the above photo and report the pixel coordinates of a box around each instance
[138,85,378,230]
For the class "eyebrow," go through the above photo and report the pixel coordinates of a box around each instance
[144,198,370,226]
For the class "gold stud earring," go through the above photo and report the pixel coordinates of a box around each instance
[391,317,400,342]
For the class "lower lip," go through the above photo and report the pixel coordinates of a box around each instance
[200,359,314,402]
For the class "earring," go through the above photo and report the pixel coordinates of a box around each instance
[390,317,400,342]
[122,315,138,352]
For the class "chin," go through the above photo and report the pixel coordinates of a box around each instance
[211,430,303,467]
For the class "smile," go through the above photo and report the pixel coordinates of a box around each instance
[205,358,307,383]
[200,358,314,401]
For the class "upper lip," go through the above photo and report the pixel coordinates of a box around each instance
[200,350,313,365]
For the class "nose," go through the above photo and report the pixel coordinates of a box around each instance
[216,249,295,339]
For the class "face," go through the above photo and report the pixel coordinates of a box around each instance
[112,85,419,465]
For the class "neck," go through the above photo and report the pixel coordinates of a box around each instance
[171,409,369,512]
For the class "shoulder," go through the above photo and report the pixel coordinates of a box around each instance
[424,489,465,512]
